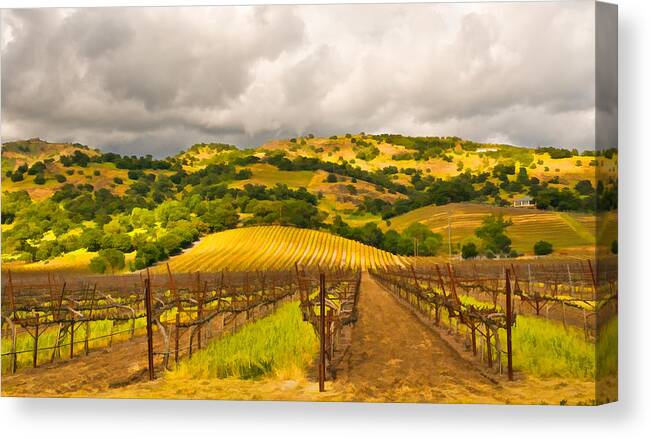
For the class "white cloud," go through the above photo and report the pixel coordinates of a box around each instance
[1,2,600,156]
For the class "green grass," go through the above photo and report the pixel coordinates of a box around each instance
[1,317,146,373]
[171,301,317,380]
[234,164,314,189]
[452,295,596,379]
[596,317,617,378]
[502,315,595,379]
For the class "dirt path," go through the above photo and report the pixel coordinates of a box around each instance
[1,334,154,397]
[331,273,508,403]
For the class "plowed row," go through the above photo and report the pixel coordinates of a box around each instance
[158,225,405,272]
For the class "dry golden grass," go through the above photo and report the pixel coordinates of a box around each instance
[386,202,599,254]
[5,249,136,274]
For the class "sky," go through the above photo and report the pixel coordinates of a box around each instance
[0,2,607,157]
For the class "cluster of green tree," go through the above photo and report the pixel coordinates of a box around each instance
[263,152,409,194]
[330,216,443,256]
[357,171,492,219]
[5,160,53,183]
[59,150,92,167]
[480,145,534,166]
[369,134,479,160]
[91,152,173,170]
[185,142,238,154]
[596,180,618,211]
[351,138,380,161]
[461,214,517,259]
[244,199,325,229]
[2,166,329,268]
[495,167,606,212]
[1,187,241,269]
[536,146,579,159]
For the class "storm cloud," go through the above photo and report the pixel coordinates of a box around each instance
[1,2,600,157]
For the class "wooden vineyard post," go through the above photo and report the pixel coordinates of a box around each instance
[84,284,97,356]
[7,270,18,373]
[505,269,514,381]
[33,312,40,368]
[10,320,17,374]
[485,323,492,369]
[175,312,180,365]
[144,277,155,380]
[319,272,326,392]
[471,322,477,356]
[70,321,75,359]
[326,309,333,359]
[587,259,598,299]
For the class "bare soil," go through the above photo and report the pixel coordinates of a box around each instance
[2,274,596,404]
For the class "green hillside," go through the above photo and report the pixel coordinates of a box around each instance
[1,134,617,273]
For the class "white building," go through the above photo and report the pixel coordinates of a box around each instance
[513,196,535,208]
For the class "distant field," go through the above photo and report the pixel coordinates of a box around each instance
[4,249,136,274]
[230,163,314,189]
[157,225,405,272]
[386,203,601,254]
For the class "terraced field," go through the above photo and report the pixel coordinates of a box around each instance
[387,203,599,254]
[158,225,406,272]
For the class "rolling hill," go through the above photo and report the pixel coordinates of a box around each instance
[386,202,599,254]
[1,133,617,274]
[155,225,406,272]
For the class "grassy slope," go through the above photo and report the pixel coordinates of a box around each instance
[259,135,608,189]
[4,249,136,274]
[386,202,596,254]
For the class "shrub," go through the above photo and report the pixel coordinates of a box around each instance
[574,180,594,195]
[89,256,108,273]
[534,240,554,255]
[325,173,337,183]
[461,242,478,259]
[34,173,46,185]
[55,174,67,183]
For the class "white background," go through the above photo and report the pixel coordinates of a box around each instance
[0,0,649,438]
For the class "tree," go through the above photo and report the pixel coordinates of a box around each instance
[474,214,513,256]
[574,180,594,196]
[325,173,337,183]
[533,240,553,255]
[98,248,125,273]
[79,228,104,251]
[462,242,479,259]
[135,242,166,269]
[201,207,239,232]
[34,173,46,185]
[403,223,443,256]
[611,240,618,254]
[89,255,107,273]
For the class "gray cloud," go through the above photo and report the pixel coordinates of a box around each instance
[1,2,603,157]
